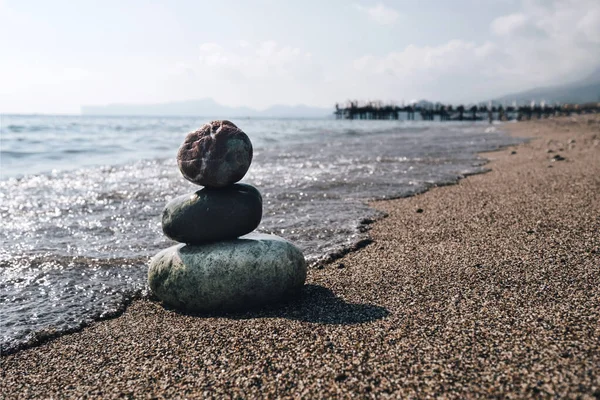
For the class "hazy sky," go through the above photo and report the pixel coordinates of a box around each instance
[1,0,599,114]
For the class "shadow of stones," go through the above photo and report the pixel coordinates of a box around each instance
[164,284,390,325]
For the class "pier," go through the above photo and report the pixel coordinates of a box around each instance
[334,101,600,122]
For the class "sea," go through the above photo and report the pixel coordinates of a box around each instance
[0,114,523,353]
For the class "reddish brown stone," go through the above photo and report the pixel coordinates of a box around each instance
[177,120,253,187]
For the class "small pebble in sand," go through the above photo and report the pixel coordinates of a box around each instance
[416,208,424,213]
[510,150,517,155]
[551,154,566,162]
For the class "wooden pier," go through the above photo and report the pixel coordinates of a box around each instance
[334,101,600,122]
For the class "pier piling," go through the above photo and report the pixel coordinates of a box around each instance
[333,101,600,121]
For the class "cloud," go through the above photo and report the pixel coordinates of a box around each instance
[577,8,600,44]
[491,13,528,36]
[349,0,600,102]
[197,40,313,79]
[490,0,600,81]
[354,40,496,77]
[354,3,400,25]
[163,40,324,108]
[349,40,502,102]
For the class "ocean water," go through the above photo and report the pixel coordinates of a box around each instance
[0,115,522,353]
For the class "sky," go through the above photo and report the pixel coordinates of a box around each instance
[1,0,599,114]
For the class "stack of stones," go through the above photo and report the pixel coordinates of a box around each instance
[148,120,307,313]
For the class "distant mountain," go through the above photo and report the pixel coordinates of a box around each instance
[81,98,332,118]
[493,67,600,105]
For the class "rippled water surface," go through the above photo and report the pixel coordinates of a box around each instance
[0,115,522,352]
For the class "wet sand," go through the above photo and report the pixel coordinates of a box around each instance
[2,116,599,398]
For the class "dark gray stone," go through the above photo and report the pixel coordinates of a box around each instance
[177,120,253,187]
[162,184,262,244]
[148,233,307,312]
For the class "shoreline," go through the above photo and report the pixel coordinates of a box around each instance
[1,124,518,356]
[2,116,599,397]
[311,124,525,268]
[1,121,521,357]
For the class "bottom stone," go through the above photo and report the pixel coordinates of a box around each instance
[148,233,307,312]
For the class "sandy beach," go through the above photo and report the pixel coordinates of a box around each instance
[2,116,599,398]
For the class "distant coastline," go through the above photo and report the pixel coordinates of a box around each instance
[79,67,600,119]
[81,98,333,119]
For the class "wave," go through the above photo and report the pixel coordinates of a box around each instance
[5,124,48,133]
[0,150,42,158]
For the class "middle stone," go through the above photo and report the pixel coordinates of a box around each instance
[162,183,262,244]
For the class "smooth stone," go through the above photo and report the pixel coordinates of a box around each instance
[162,184,262,244]
[148,233,307,312]
[177,120,253,188]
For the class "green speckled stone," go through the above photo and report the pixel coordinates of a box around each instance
[148,233,307,312]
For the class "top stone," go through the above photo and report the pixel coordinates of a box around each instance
[177,120,253,187]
